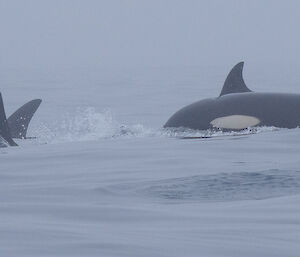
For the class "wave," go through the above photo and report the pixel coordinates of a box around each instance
[109,169,300,202]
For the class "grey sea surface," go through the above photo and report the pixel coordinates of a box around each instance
[1,65,300,257]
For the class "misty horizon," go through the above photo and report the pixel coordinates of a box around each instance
[1,0,300,70]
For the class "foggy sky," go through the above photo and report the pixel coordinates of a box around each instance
[1,0,300,69]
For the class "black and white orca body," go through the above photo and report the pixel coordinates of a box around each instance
[164,62,300,130]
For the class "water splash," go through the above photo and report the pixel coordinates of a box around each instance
[31,107,154,144]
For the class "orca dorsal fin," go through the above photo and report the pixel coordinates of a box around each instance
[219,62,252,96]
[7,99,42,139]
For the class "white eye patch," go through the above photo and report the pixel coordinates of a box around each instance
[210,115,260,129]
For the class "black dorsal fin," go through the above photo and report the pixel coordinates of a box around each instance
[0,93,17,146]
[219,62,252,96]
[8,99,42,139]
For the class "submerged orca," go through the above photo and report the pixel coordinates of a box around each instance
[0,93,41,147]
[164,62,300,130]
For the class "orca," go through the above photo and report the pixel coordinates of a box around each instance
[0,93,42,147]
[8,99,42,139]
[164,62,300,130]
